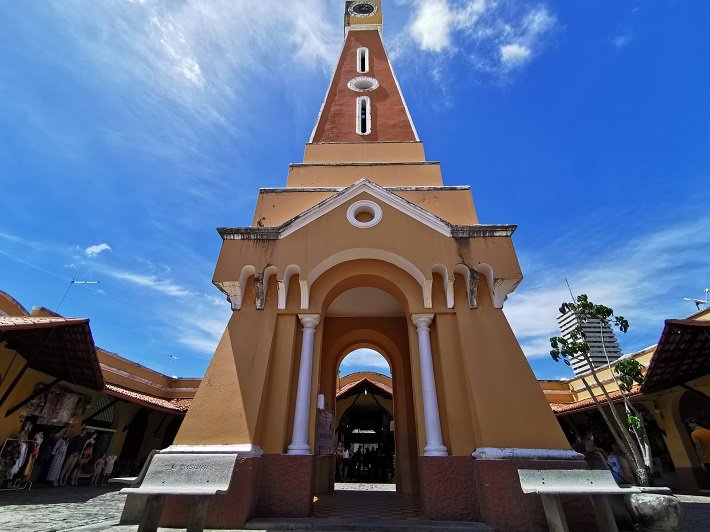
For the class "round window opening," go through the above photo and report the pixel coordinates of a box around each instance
[348,76,379,93]
[347,200,383,229]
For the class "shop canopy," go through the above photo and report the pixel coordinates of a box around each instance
[0,316,104,391]
[641,319,710,394]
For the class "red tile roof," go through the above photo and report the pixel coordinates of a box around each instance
[0,316,104,390]
[337,377,392,398]
[550,385,642,414]
[104,383,191,413]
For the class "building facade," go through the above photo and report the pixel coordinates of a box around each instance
[0,290,194,486]
[155,2,584,529]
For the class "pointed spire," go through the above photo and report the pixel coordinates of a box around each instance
[309,2,418,144]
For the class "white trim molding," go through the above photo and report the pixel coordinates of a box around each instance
[472,447,584,461]
[162,444,264,457]
[280,179,452,239]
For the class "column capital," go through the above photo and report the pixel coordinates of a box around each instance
[298,314,320,329]
[411,313,434,329]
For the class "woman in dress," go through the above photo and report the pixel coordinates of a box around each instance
[46,429,68,486]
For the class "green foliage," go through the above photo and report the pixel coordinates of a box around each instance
[614,359,645,393]
[627,415,642,429]
[549,294,629,364]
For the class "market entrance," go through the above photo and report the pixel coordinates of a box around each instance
[335,350,394,484]
[314,273,421,496]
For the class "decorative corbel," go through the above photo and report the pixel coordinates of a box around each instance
[254,274,265,310]
[216,281,241,311]
[424,279,433,309]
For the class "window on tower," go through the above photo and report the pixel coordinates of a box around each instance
[357,47,369,73]
[356,96,371,135]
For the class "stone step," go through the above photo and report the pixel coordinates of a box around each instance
[243,517,493,531]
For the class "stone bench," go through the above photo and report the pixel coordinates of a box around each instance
[119,451,238,532]
[517,469,675,532]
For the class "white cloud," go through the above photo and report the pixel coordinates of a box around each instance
[44,0,341,138]
[403,0,555,76]
[500,44,531,68]
[505,216,710,359]
[85,243,112,257]
[410,1,455,52]
[0,231,22,242]
[109,270,191,297]
[612,33,633,49]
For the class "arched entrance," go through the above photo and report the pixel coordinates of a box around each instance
[335,350,395,484]
[312,262,421,496]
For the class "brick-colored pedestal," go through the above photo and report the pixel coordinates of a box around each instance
[256,454,314,517]
[419,456,479,521]
[160,455,261,529]
[158,454,314,529]
[473,458,595,532]
[419,456,597,532]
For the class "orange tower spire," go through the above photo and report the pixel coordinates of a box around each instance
[310,1,418,144]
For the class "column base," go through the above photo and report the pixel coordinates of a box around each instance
[287,443,312,455]
[423,445,448,457]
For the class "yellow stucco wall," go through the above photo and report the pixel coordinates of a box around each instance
[286,163,443,188]
[303,142,425,164]
[253,188,478,227]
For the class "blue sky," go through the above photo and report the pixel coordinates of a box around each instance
[1,1,708,381]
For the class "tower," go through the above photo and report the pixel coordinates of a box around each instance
[558,310,623,375]
[148,2,585,529]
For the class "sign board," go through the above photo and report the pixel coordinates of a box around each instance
[316,409,334,455]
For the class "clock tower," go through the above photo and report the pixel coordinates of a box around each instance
[133,2,587,530]
[345,1,383,32]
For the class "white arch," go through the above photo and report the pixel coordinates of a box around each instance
[473,262,519,309]
[279,264,301,310]
[231,265,255,310]
[431,264,453,309]
[306,248,428,307]
[260,265,278,310]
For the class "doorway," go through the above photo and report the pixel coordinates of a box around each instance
[335,349,394,484]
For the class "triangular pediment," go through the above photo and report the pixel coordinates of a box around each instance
[278,179,451,239]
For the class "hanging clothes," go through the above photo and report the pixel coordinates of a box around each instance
[45,437,68,482]
[22,432,43,480]
[0,440,22,480]
[9,441,28,479]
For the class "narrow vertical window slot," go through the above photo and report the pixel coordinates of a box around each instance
[356,47,369,74]
[356,96,371,135]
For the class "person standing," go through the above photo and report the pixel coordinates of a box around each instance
[688,419,710,470]
[59,431,87,486]
[46,428,69,486]
[342,446,351,482]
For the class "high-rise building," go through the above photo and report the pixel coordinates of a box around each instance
[557,309,623,375]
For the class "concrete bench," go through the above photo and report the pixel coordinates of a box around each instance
[120,451,238,532]
[517,469,671,532]
[109,449,157,487]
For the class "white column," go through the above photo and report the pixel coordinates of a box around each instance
[411,313,448,456]
[287,314,320,455]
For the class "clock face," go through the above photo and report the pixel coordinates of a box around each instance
[350,2,377,17]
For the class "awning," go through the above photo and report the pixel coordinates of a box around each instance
[104,383,191,414]
[641,319,710,394]
[0,316,104,390]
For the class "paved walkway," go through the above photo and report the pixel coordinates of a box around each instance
[0,485,709,531]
